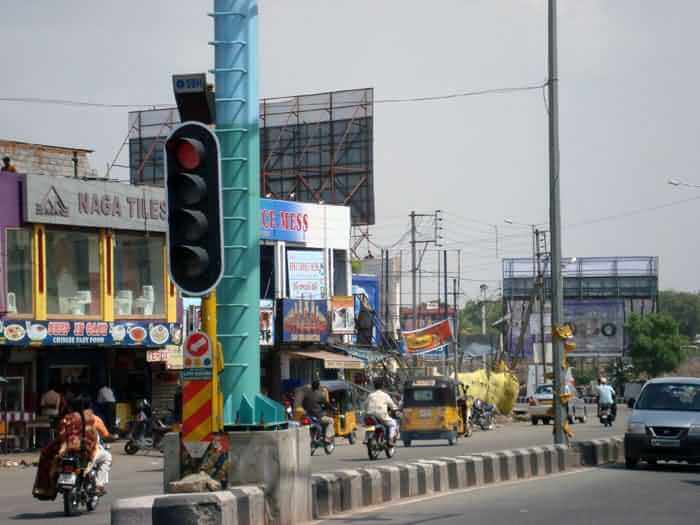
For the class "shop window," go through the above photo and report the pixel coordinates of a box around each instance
[114,233,165,317]
[5,228,33,315]
[46,230,101,317]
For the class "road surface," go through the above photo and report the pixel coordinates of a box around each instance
[319,462,700,525]
[0,405,626,524]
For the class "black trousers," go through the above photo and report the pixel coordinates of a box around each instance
[101,402,116,431]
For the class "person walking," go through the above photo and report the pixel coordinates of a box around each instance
[97,384,116,433]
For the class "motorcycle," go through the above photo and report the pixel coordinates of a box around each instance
[364,412,398,460]
[301,415,335,455]
[599,403,615,427]
[471,398,495,431]
[124,401,173,455]
[57,454,101,516]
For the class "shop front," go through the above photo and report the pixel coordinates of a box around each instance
[0,173,181,443]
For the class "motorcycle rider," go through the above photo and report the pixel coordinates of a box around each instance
[596,377,617,421]
[33,398,113,500]
[302,380,334,442]
[365,378,398,442]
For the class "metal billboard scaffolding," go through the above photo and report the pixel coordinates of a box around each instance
[260,88,375,226]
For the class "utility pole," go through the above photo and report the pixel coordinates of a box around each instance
[480,284,488,335]
[548,0,566,445]
[452,278,460,379]
[410,211,417,331]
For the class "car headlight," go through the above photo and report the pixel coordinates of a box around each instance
[688,425,700,436]
[627,422,646,434]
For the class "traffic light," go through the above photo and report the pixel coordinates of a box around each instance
[165,122,223,296]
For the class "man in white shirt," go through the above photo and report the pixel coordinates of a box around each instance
[365,378,398,441]
[97,384,116,432]
[596,377,617,419]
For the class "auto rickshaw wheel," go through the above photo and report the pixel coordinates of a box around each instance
[403,440,411,447]
[348,430,357,445]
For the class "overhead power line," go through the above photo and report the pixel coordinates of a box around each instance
[0,96,172,109]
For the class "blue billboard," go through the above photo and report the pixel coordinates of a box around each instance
[352,274,381,346]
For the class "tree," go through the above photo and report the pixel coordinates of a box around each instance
[658,290,700,340]
[459,299,503,336]
[626,313,686,378]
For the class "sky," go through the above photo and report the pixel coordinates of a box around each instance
[2,0,699,301]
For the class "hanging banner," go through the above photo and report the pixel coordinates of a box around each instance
[402,319,454,354]
[281,299,329,343]
[331,296,355,334]
[287,250,326,299]
[260,299,275,346]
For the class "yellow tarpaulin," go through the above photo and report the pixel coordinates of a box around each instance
[458,368,519,415]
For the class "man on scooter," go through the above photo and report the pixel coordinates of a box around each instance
[596,377,617,421]
[302,380,334,442]
[365,378,399,442]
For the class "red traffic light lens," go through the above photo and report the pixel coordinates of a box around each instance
[175,139,204,170]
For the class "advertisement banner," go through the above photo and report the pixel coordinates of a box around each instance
[281,299,329,343]
[352,274,380,346]
[402,319,453,355]
[287,250,326,299]
[260,198,351,250]
[260,299,275,346]
[563,299,625,355]
[331,296,355,334]
[0,319,182,347]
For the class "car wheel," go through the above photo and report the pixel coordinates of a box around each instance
[531,417,539,425]
[646,458,657,466]
[403,440,411,447]
[625,456,639,469]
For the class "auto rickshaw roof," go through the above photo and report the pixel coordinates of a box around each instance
[404,376,458,389]
[320,380,354,392]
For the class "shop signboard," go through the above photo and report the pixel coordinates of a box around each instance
[281,299,329,343]
[402,319,454,355]
[23,173,167,232]
[0,319,182,347]
[287,250,326,299]
[331,296,355,334]
[260,299,275,346]
[260,199,350,250]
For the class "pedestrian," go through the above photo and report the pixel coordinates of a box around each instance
[39,384,62,418]
[97,383,116,432]
[1,156,17,173]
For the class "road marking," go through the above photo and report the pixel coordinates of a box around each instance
[311,468,589,524]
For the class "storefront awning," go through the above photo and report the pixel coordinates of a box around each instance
[287,350,365,370]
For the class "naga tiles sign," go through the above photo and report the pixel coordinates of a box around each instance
[23,174,167,232]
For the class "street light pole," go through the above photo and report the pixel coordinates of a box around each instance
[548,0,566,445]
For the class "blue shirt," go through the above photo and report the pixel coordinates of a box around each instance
[597,384,615,404]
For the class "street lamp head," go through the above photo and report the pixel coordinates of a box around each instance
[503,218,514,224]
[668,179,681,186]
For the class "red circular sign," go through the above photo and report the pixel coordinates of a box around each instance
[185,332,210,358]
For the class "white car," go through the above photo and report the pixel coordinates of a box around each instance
[528,383,587,425]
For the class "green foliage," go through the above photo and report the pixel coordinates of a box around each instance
[572,368,597,387]
[350,260,362,273]
[626,313,686,378]
[658,290,700,339]
[459,300,504,336]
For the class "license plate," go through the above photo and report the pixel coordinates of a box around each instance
[419,409,432,419]
[58,473,76,486]
[651,438,681,448]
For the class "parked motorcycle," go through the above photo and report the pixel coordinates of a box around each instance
[301,415,335,455]
[471,398,495,431]
[364,412,398,460]
[598,403,615,427]
[57,454,101,516]
[124,401,173,455]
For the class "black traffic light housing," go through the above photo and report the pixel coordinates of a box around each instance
[165,121,223,296]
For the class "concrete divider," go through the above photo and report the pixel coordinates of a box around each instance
[376,465,401,503]
[111,487,265,525]
[123,437,626,524]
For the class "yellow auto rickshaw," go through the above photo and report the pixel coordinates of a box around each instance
[400,376,469,447]
[293,380,359,444]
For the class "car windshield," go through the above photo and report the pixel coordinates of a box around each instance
[535,385,553,395]
[635,383,700,412]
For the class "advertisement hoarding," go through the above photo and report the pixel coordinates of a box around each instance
[260,299,274,346]
[331,296,355,334]
[287,250,325,299]
[281,299,329,343]
[401,319,454,355]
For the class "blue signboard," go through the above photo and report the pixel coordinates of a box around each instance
[0,319,182,347]
[281,299,329,343]
[352,274,381,346]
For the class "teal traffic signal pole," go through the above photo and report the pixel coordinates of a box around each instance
[211,0,284,426]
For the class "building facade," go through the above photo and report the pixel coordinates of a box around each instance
[0,170,181,430]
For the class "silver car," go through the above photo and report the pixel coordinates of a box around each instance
[625,377,700,468]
